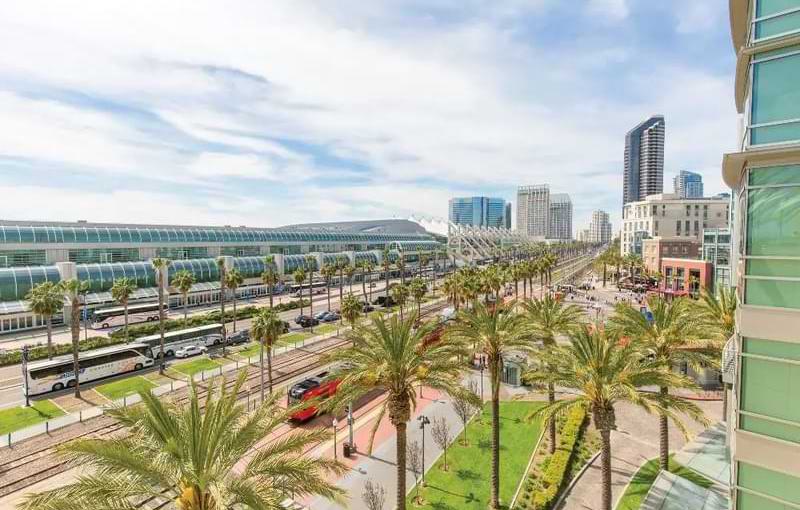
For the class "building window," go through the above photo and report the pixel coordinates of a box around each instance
[749,47,800,146]
[676,221,681,233]
[753,1,800,41]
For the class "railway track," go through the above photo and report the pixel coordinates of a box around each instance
[0,301,448,499]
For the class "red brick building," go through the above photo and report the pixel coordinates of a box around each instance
[642,237,702,274]
[659,257,713,296]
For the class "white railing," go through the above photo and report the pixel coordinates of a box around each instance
[722,335,737,385]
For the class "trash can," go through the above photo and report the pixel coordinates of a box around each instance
[343,442,353,458]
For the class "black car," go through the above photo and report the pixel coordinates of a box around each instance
[372,296,396,307]
[362,304,375,313]
[322,311,340,322]
[227,330,250,345]
[298,316,320,328]
[294,314,310,325]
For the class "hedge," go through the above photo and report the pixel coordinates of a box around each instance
[0,299,309,367]
[526,405,587,510]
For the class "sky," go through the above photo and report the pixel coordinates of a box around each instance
[0,0,738,233]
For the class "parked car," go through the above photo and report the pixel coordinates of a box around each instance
[298,316,320,328]
[362,304,375,313]
[373,296,396,307]
[314,311,330,321]
[295,314,310,325]
[369,282,377,288]
[174,345,207,359]
[321,311,340,322]
[227,330,250,345]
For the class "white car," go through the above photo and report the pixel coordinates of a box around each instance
[174,345,207,358]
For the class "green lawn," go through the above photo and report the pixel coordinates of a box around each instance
[408,401,544,509]
[0,400,66,434]
[96,376,157,401]
[236,324,343,358]
[170,356,221,377]
[615,456,715,510]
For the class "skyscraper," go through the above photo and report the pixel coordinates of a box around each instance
[548,193,572,240]
[723,2,800,508]
[623,115,665,205]
[516,185,549,237]
[673,170,704,198]
[504,202,512,229]
[588,210,612,244]
[448,197,509,228]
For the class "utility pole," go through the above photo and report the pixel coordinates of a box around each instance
[21,345,30,407]
[418,415,430,486]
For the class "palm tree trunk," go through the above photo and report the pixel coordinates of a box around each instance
[659,386,669,471]
[602,263,607,287]
[220,286,227,356]
[339,268,344,305]
[232,293,237,332]
[361,271,368,303]
[268,285,273,309]
[46,317,53,359]
[490,359,501,510]
[158,283,165,374]
[600,427,612,510]
[267,343,273,394]
[123,303,129,341]
[395,421,407,510]
[722,383,729,421]
[183,295,188,326]
[71,300,81,398]
[308,276,314,331]
[548,383,556,454]
[327,281,332,312]
[259,338,265,402]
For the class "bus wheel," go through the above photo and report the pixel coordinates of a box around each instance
[53,382,65,392]
[166,350,174,357]
[102,323,110,328]
[135,363,143,370]
[214,339,221,345]
[66,380,76,388]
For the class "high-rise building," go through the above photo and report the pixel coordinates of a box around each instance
[623,115,665,205]
[578,228,590,243]
[448,197,509,228]
[548,193,572,240]
[722,3,800,508]
[516,185,550,237]
[588,210,613,244]
[504,202,512,230]
[673,170,704,199]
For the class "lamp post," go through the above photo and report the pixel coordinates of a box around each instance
[418,415,430,486]
[21,345,30,407]
[332,418,338,460]
[347,403,355,451]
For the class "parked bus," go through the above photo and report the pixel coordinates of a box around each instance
[136,323,224,358]
[24,343,154,396]
[287,370,341,422]
[91,302,167,329]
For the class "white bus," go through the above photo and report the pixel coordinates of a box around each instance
[24,343,154,396]
[91,302,167,329]
[135,323,225,358]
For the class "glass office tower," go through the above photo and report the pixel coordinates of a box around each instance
[448,197,508,229]
[723,1,800,508]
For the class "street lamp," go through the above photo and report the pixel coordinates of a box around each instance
[418,415,430,486]
[347,403,355,452]
[332,418,339,460]
[21,345,30,407]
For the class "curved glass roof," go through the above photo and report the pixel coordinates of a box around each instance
[0,266,61,303]
[0,224,432,245]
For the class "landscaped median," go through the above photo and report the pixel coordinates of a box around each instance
[407,401,544,509]
[168,356,221,378]
[0,400,65,435]
[95,376,157,401]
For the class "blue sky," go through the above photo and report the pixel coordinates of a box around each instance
[0,0,737,232]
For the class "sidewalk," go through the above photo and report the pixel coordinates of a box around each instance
[557,399,721,510]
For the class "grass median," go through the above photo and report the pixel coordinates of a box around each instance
[408,401,544,509]
[169,356,221,378]
[0,400,65,435]
[96,376,157,401]
[616,456,715,510]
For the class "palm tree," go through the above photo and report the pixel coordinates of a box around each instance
[216,257,229,356]
[608,297,710,470]
[151,257,172,372]
[695,287,737,418]
[170,270,195,326]
[26,281,64,359]
[320,263,335,312]
[110,277,137,341]
[19,372,346,510]
[365,260,376,302]
[528,325,705,510]
[340,292,362,330]
[344,263,356,294]
[442,274,460,311]
[60,279,89,398]
[409,277,427,318]
[251,308,285,400]
[293,267,307,316]
[396,254,406,285]
[418,253,430,279]
[224,268,244,333]
[261,255,279,310]
[358,261,369,303]
[521,295,585,454]
[446,301,531,509]
[305,256,316,330]
[391,283,410,320]
[326,313,471,510]
[382,248,392,301]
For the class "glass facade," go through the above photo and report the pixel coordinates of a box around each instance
[750,45,800,146]
[155,247,209,260]
[448,197,508,228]
[221,246,261,257]
[0,266,61,303]
[76,262,156,292]
[0,250,47,267]
[737,463,800,509]
[754,0,800,41]
[69,248,140,264]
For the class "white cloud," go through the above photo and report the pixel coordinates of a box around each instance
[587,0,630,21]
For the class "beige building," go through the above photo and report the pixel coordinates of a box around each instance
[641,237,701,274]
[620,193,728,256]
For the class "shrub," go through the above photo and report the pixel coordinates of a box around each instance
[0,336,125,367]
[530,405,587,510]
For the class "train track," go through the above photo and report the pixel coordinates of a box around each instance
[0,301,448,499]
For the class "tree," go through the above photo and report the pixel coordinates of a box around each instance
[382,248,392,301]
[225,268,244,333]
[60,279,90,398]
[391,283,409,320]
[409,277,427,318]
[170,270,195,326]
[26,281,64,359]
[431,416,452,471]
[336,256,347,306]
[326,313,471,510]
[361,479,386,510]
[446,301,531,509]
[293,267,307,316]
[442,274,460,311]
[451,379,479,446]
[340,293,362,331]
[151,258,172,372]
[528,325,704,510]
[216,257,229,356]
[305,256,317,331]
[407,439,423,504]
[344,263,356,294]
[109,277,137,341]
[251,308,285,400]
[365,260,376,303]
[19,372,346,510]
[396,254,407,285]
[695,287,737,418]
[321,263,336,312]
[608,297,710,470]
[521,295,584,454]
[261,255,279,310]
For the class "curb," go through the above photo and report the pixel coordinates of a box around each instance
[510,426,546,508]
[553,450,601,510]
